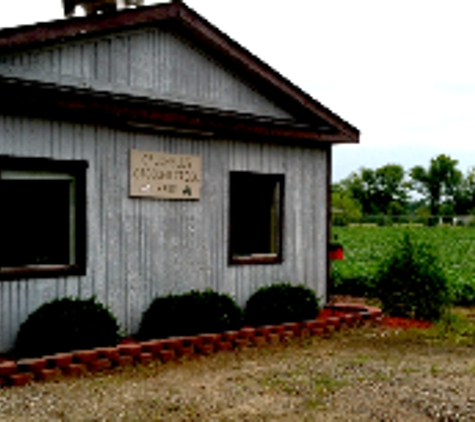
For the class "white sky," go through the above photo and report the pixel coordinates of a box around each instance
[1,0,474,181]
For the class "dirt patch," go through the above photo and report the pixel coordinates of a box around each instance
[1,322,475,421]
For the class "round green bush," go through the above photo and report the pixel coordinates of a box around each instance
[15,297,121,358]
[374,232,450,321]
[138,289,243,340]
[244,282,321,326]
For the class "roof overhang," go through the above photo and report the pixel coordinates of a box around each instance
[0,2,359,145]
[0,76,355,145]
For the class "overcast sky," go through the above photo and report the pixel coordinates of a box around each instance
[1,0,474,181]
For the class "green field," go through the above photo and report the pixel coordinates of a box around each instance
[331,226,475,302]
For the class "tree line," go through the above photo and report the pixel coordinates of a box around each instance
[332,154,475,225]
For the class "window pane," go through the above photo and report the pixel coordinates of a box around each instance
[230,172,283,262]
[0,180,71,267]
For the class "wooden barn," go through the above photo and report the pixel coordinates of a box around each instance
[0,1,359,352]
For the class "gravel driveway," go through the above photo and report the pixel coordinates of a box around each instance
[1,324,474,421]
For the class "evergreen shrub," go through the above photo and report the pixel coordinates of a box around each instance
[374,232,450,321]
[244,282,320,326]
[15,297,121,358]
[452,282,475,307]
[138,289,243,340]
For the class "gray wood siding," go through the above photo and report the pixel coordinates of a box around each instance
[0,28,291,120]
[0,115,327,352]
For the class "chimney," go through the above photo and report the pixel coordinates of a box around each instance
[63,0,145,18]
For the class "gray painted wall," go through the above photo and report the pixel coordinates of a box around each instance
[0,114,328,352]
[0,21,329,352]
[0,26,291,120]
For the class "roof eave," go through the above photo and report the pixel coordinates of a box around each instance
[0,76,357,145]
[0,2,359,142]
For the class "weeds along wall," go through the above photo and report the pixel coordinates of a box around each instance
[0,115,329,352]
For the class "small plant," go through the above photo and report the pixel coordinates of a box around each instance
[138,289,243,340]
[15,297,121,358]
[452,282,475,306]
[374,232,450,321]
[244,282,320,326]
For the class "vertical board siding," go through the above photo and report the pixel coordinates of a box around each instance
[0,28,291,120]
[0,115,327,352]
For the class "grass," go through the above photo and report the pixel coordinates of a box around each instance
[332,226,475,302]
[2,310,475,420]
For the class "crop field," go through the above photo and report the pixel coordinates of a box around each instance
[331,226,475,301]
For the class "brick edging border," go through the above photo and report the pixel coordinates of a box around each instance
[0,303,382,388]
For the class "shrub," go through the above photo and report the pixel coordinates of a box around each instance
[331,273,376,298]
[15,297,121,358]
[374,232,450,321]
[244,282,320,326]
[452,282,475,307]
[138,289,243,340]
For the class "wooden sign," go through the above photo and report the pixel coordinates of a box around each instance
[130,149,201,200]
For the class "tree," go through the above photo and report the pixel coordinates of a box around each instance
[337,164,409,215]
[331,189,362,226]
[453,167,475,215]
[410,154,462,217]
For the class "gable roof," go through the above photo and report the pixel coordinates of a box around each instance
[0,2,359,145]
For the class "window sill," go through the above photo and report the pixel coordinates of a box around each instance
[230,253,282,265]
[0,264,85,280]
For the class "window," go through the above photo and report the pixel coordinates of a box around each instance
[229,171,284,265]
[0,156,87,279]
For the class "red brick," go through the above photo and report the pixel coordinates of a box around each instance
[114,355,134,367]
[181,336,201,348]
[234,338,249,348]
[88,358,112,372]
[282,323,300,335]
[158,349,175,363]
[95,347,121,363]
[239,328,255,340]
[359,311,372,323]
[352,313,363,325]
[46,353,73,369]
[324,325,336,337]
[74,350,98,364]
[270,325,285,334]
[313,327,325,337]
[326,316,341,330]
[117,344,142,358]
[303,320,322,335]
[179,347,195,358]
[63,363,87,377]
[252,336,267,347]
[36,368,61,382]
[280,330,294,342]
[216,341,233,352]
[267,333,281,345]
[343,314,356,328]
[222,331,240,342]
[314,319,327,329]
[196,343,214,355]
[254,327,269,338]
[8,372,34,386]
[198,334,221,345]
[140,340,164,356]
[0,361,17,377]
[17,358,47,375]
[367,306,383,318]
[137,353,153,365]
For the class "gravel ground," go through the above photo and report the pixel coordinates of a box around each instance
[1,324,475,421]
